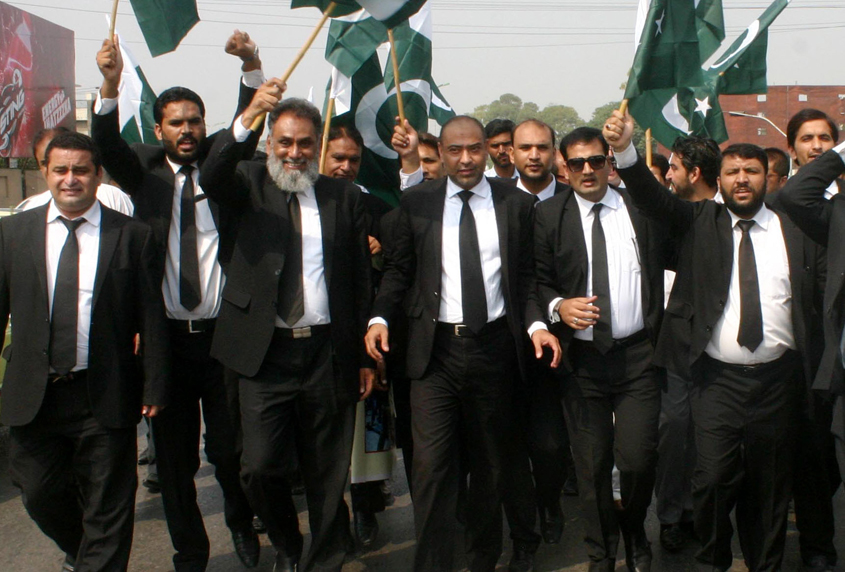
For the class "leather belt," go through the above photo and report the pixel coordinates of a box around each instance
[275,324,330,339]
[436,316,507,338]
[168,318,216,334]
[48,370,87,383]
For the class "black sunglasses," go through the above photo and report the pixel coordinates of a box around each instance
[566,155,608,173]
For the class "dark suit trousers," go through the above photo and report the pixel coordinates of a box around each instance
[239,328,355,572]
[9,375,137,572]
[655,370,696,525]
[410,320,518,572]
[793,392,840,565]
[562,335,661,566]
[691,353,801,572]
[151,325,253,570]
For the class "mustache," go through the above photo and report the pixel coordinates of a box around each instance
[283,158,307,166]
[177,134,198,145]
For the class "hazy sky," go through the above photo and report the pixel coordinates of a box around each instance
[6,0,845,130]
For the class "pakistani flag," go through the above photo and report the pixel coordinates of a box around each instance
[696,0,725,61]
[357,0,426,29]
[117,34,157,144]
[129,0,198,57]
[291,0,362,16]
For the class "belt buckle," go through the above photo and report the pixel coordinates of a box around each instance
[187,320,202,334]
[454,324,468,337]
[292,326,312,339]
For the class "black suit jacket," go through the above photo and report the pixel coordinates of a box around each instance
[371,177,545,382]
[0,206,170,428]
[198,129,373,391]
[90,82,259,267]
[779,150,845,393]
[533,182,668,373]
[619,156,825,383]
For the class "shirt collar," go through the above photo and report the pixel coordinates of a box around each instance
[47,197,102,228]
[517,177,556,200]
[572,186,621,217]
[728,202,772,231]
[166,156,199,177]
[447,175,491,199]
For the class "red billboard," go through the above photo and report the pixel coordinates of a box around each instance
[0,2,75,158]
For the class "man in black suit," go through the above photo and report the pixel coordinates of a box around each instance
[199,96,376,572]
[0,132,169,571]
[365,115,561,572]
[605,112,825,572]
[534,127,667,572]
[91,31,264,570]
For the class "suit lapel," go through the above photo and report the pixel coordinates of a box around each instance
[432,182,446,291]
[491,184,510,296]
[28,207,49,309]
[777,212,806,333]
[93,209,121,309]
[315,179,337,289]
[263,174,290,267]
[153,156,177,229]
[561,191,588,290]
[717,207,734,294]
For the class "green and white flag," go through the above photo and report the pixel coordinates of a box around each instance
[696,0,725,61]
[128,0,198,57]
[357,0,426,30]
[326,11,388,78]
[116,33,157,144]
[291,0,362,16]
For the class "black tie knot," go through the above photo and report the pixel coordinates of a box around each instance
[591,203,604,216]
[59,217,86,232]
[179,164,194,176]
[458,190,474,205]
[737,219,755,233]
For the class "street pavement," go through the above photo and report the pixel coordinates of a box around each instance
[0,424,843,571]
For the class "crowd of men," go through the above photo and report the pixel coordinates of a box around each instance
[2,29,845,572]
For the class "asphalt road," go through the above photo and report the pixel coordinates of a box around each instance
[0,424,842,571]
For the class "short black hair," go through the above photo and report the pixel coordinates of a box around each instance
[327,124,364,151]
[32,126,71,163]
[671,136,722,188]
[786,108,838,149]
[514,119,556,148]
[484,118,515,140]
[44,132,103,171]
[559,127,609,160]
[153,87,206,124]
[267,98,322,137]
[418,132,440,153]
[651,153,670,179]
[765,147,791,178]
[441,115,485,143]
[721,143,768,174]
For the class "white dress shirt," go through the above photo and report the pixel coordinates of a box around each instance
[46,200,101,371]
[400,167,424,191]
[18,184,134,216]
[162,157,224,320]
[705,205,796,365]
[824,181,839,200]
[484,166,519,180]
[517,177,556,202]
[549,188,644,341]
[274,186,331,328]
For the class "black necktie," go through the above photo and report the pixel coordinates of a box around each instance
[591,203,614,353]
[50,217,86,375]
[179,165,201,311]
[458,190,488,333]
[277,192,305,326]
[736,219,764,352]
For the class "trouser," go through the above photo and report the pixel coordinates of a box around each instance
[691,352,801,572]
[655,370,696,525]
[410,319,518,572]
[10,373,137,572]
[239,327,355,572]
[152,324,253,571]
[563,334,661,567]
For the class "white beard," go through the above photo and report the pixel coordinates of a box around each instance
[267,153,319,194]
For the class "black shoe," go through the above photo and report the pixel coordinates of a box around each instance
[61,554,75,572]
[273,549,299,572]
[508,544,536,572]
[623,529,652,572]
[587,560,615,572]
[539,502,564,544]
[659,523,688,553]
[562,473,579,496]
[252,516,267,534]
[803,555,836,572]
[142,476,161,494]
[354,511,379,549]
[232,527,260,568]
[138,448,150,466]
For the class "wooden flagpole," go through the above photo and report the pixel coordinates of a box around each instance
[109,0,120,41]
[645,128,653,168]
[619,99,628,115]
[387,29,406,125]
[319,97,335,175]
[250,1,338,131]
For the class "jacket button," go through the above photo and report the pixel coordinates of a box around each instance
[705,326,712,332]
[719,300,724,307]
[275,269,282,276]
[433,292,438,297]
[432,318,436,323]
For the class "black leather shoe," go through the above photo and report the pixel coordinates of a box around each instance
[563,473,579,496]
[142,476,161,494]
[803,555,836,572]
[508,544,536,572]
[659,523,687,553]
[252,516,267,534]
[623,529,652,572]
[61,554,75,572]
[273,549,299,572]
[539,502,564,544]
[232,527,260,568]
[354,511,379,549]
[587,560,615,572]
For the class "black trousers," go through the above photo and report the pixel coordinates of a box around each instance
[151,325,253,570]
[410,320,521,572]
[239,328,355,572]
[655,370,696,525]
[691,352,801,572]
[563,335,661,567]
[9,374,137,572]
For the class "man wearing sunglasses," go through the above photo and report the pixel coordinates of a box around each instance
[534,127,669,572]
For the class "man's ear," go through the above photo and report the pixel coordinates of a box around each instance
[688,166,702,185]
[154,124,163,142]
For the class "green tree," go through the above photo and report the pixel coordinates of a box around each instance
[470,94,583,140]
[537,105,582,140]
